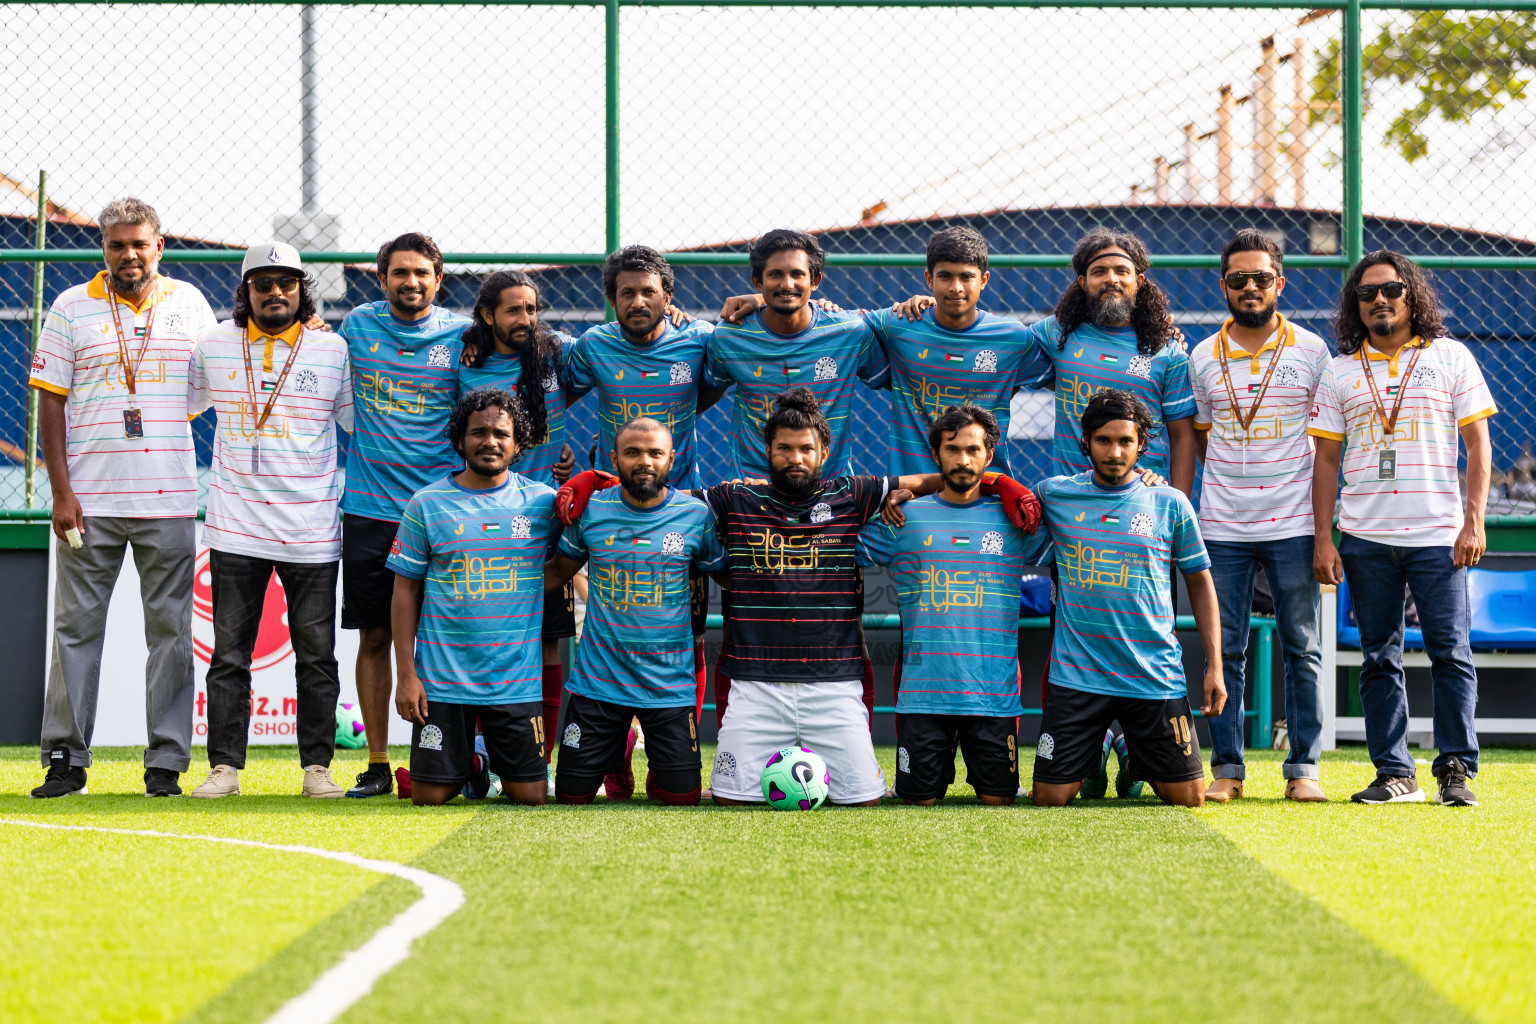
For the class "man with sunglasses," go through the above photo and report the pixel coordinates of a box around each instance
[186,243,354,799]
[1189,230,1331,802]
[1310,251,1496,807]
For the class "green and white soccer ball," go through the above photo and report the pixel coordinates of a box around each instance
[335,701,367,749]
[760,746,830,810]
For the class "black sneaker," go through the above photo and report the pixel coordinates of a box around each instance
[31,747,87,798]
[1436,758,1478,807]
[1350,773,1425,804]
[145,767,182,797]
[347,764,393,798]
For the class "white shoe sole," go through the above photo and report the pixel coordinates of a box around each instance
[30,786,87,798]
[189,790,239,798]
[1435,794,1478,806]
[1354,790,1426,804]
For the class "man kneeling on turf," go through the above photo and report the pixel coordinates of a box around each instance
[1031,390,1225,808]
[544,418,728,805]
[388,387,557,806]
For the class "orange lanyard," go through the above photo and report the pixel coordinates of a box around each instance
[1359,337,1426,437]
[1215,315,1291,434]
[105,280,158,398]
[243,330,305,435]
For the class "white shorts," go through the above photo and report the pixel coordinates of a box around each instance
[710,679,886,804]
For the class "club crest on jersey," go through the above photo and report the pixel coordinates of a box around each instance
[662,532,685,555]
[30,354,44,373]
[509,515,533,539]
[1277,364,1301,387]
[1129,512,1156,538]
[713,750,737,778]
[1037,732,1055,760]
[813,356,838,381]
[974,349,998,373]
[293,368,319,394]
[897,747,911,773]
[389,535,403,556]
[1127,354,1153,380]
[418,725,444,751]
[809,502,833,524]
[563,723,581,749]
[670,361,693,385]
[980,530,1005,555]
[163,311,187,336]
[1411,365,1438,387]
[542,372,559,393]
[427,344,451,368]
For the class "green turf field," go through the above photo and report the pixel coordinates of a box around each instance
[2,744,1532,1024]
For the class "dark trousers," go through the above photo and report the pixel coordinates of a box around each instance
[205,550,340,769]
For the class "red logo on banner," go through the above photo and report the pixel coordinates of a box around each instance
[191,548,294,669]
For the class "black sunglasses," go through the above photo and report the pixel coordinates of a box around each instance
[249,275,301,294]
[1223,271,1277,290]
[1355,281,1406,302]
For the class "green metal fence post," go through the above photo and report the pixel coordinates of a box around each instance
[1341,0,1364,273]
[24,170,48,510]
[605,0,620,257]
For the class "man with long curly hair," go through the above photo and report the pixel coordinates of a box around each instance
[1309,250,1496,807]
[386,387,559,806]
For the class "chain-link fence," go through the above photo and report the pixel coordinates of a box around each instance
[3,2,1535,516]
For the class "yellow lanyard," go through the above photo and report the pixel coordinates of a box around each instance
[1359,337,1426,437]
[105,279,158,399]
[1215,315,1292,435]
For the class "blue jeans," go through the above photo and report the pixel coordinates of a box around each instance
[1338,535,1478,778]
[1205,536,1322,781]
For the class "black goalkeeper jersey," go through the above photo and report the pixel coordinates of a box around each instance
[706,475,894,683]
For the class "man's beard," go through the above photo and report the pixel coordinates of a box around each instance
[620,466,668,502]
[941,466,979,494]
[1369,314,1397,337]
[769,463,821,499]
[1089,289,1134,327]
[496,323,536,350]
[620,307,665,340]
[1229,298,1277,330]
[109,265,153,296]
[254,308,294,332]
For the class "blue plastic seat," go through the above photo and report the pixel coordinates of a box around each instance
[1468,568,1536,650]
[1336,576,1424,651]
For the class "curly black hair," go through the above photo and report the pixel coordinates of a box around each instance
[763,386,832,447]
[602,245,675,303]
[927,403,1000,454]
[1053,228,1181,355]
[447,386,534,464]
[1080,388,1157,452]
[231,271,319,330]
[1333,250,1447,356]
[461,270,562,447]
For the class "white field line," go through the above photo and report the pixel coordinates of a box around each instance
[1,818,464,1024]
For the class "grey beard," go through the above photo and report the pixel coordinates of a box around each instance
[109,269,152,296]
[1230,302,1277,330]
[1091,294,1133,327]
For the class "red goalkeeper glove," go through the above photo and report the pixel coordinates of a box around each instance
[979,471,1043,534]
[555,469,619,525]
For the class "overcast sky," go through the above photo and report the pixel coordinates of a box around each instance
[8,5,1536,256]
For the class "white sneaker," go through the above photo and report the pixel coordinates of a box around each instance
[302,765,344,798]
[190,765,240,798]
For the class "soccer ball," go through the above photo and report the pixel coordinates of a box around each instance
[334,701,367,749]
[760,747,830,810]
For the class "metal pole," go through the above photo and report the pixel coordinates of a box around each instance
[301,4,320,213]
[605,0,620,256]
[1341,0,1364,272]
[24,170,48,509]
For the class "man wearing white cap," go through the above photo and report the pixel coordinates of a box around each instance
[187,243,354,798]
[27,198,217,798]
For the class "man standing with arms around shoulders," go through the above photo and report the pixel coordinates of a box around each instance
[1189,229,1331,803]
[187,244,353,799]
[1309,251,1495,807]
[388,388,557,807]
[858,404,1050,805]
[340,232,469,797]
[1030,390,1224,808]
[28,198,217,798]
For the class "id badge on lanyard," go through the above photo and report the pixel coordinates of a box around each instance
[106,282,157,439]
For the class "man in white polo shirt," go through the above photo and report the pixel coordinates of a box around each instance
[1190,229,1331,803]
[27,198,216,798]
[1310,250,1496,807]
[187,243,354,799]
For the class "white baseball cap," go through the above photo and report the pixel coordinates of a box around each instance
[242,241,303,278]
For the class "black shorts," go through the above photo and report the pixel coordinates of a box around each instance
[410,699,548,787]
[896,713,1019,800]
[555,691,701,794]
[544,579,576,640]
[690,568,709,638]
[1031,683,1204,786]
[341,514,399,631]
